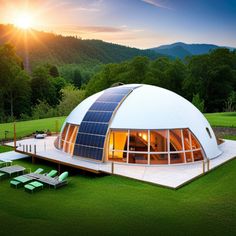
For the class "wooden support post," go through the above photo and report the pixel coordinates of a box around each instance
[29,145,32,153]
[26,145,28,153]
[55,120,59,134]
[34,145,36,154]
[58,163,61,174]
[13,122,16,151]
[111,162,114,174]
[207,159,210,171]
[23,145,25,152]
[202,160,205,174]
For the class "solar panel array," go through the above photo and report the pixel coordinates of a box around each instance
[74,86,139,160]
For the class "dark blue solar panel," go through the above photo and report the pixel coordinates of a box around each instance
[74,85,140,160]
[83,111,113,123]
[97,94,125,103]
[74,145,103,161]
[79,122,108,135]
[76,133,105,148]
[90,102,118,112]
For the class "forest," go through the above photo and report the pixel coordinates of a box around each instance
[0,42,236,123]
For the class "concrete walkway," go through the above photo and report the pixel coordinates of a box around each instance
[6,136,236,188]
[0,151,29,161]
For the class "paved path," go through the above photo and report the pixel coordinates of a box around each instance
[0,151,29,161]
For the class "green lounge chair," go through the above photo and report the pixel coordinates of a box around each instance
[24,181,44,193]
[34,168,44,174]
[46,170,57,177]
[10,176,31,188]
[53,171,69,189]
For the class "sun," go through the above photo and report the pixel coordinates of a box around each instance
[14,12,33,29]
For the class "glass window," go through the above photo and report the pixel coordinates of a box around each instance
[110,130,128,151]
[193,150,204,161]
[150,130,168,152]
[60,123,69,149]
[150,154,168,164]
[183,129,191,151]
[129,153,148,164]
[185,151,193,162]
[169,129,183,151]
[108,151,127,162]
[190,133,201,150]
[170,153,185,164]
[129,130,148,152]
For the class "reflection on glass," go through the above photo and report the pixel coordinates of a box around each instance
[150,154,168,164]
[170,153,185,164]
[108,151,127,162]
[169,129,183,151]
[150,130,168,152]
[183,129,191,151]
[129,130,148,152]
[129,153,148,164]
[193,150,203,161]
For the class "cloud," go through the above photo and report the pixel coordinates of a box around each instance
[141,0,171,10]
[57,25,125,34]
[70,7,100,12]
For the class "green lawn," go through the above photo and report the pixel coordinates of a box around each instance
[0,117,66,141]
[205,112,236,127]
[0,158,235,236]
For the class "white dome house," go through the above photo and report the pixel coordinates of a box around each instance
[55,84,222,166]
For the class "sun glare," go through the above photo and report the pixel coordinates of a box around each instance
[14,13,32,29]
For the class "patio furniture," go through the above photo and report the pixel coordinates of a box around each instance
[45,170,57,177]
[10,176,32,188]
[10,168,44,188]
[0,172,7,180]
[24,181,44,193]
[34,168,44,174]
[0,165,25,177]
[53,171,69,189]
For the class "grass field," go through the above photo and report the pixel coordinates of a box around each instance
[0,158,235,236]
[0,112,235,141]
[0,117,66,140]
[205,112,236,127]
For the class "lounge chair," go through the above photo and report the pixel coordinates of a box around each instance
[53,171,69,189]
[45,170,57,177]
[34,168,44,174]
[10,168,44,188]
[24,181,44,193]
[10,176,31,188]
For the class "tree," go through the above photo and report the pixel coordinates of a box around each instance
[31,66,57,106]
[57,85,85,115]
[224,91,236,112]
[49,65,60,78]
[192,94,205,112]
[0,43,31,120]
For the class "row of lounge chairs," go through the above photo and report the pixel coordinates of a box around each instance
[10,168,69,193]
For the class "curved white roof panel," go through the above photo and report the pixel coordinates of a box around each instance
[65,84,222,159]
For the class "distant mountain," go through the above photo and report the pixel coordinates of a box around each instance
[150,42,234,59]
[0,24,165,70]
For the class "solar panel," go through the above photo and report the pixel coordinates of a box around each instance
[74,85,140,160]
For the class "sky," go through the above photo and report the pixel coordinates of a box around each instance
[0,0,235,48]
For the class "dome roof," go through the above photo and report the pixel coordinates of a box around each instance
[64,84,222,159]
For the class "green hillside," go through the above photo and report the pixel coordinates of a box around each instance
[0,24,164,70]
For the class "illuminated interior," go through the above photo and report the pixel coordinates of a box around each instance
[58,123,79,156]
[108,128,204,164]
[57,123,205,164]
